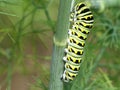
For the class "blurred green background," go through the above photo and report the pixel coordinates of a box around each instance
[0,0,120,90]
[0,0,57,90]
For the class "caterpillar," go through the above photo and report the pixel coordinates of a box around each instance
[61,2,94,82]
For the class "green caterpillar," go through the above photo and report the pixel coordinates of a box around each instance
[61,2,94,82]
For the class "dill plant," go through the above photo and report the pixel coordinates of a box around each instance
[0,0,120,90]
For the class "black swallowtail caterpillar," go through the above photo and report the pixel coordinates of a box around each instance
[61,2,94,82]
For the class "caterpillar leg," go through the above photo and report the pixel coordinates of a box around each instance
[61,71,70,82]
[61,70,77,82]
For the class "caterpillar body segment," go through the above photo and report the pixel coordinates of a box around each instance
[65,70,78,78]
[68,36,85,48]
[79,21,93,28]
[65,62,80,73]
[68,29,87,40]
[63,54,82,65]
[65,45,84,56]
[74,3,92,16]
[72,24,90,34]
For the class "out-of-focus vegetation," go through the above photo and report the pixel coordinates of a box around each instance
[0,0,120,90]
[0,0,57,90]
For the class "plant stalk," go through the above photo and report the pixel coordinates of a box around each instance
[49,0,74,90]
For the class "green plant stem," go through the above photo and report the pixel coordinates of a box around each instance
[49,0,74,90]
[7,63,12,90]
[88,0,120,12]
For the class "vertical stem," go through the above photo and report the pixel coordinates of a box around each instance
[7,63,12,90]
[49,0,74,90]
